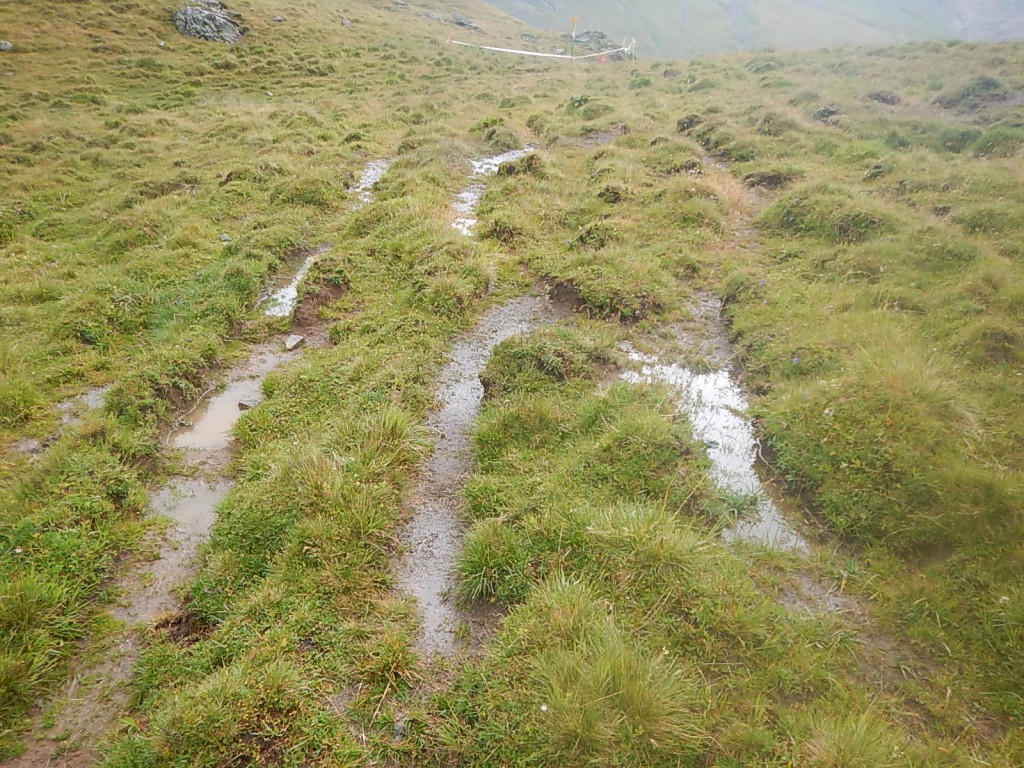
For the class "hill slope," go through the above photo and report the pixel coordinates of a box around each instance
[482,0,1024,58]
[1,0,1023,766]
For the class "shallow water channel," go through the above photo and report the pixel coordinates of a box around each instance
[621,298,808,552]
[398,295,569,656]
[262,158,391,317]
[451,147,535,236]
[623,350,808,552]
[12,159,387,766]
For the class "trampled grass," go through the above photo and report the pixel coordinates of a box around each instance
[1,0,1022,764]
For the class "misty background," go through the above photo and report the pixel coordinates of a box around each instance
[480,0,1024,58]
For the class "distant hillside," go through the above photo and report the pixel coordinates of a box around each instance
[481,0,1024,58]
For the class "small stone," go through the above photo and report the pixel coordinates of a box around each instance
[285,334,305,351]
[238,398,260,411]
[392,719,408,740]
[220,233,231,242]
[341,17,352,27]
[265,91,273,96]
[272,15,285,22]
[813,105,840,122]
[0,41,12,52]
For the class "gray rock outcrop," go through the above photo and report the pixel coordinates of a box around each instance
[0,41,12,52]
[452,13,479,30]
[174,2,243,43]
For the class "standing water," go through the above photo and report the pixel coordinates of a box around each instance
[452,147,535,236]
[621,297,809,552]
[261,158,391,317]
[398,295,569,655]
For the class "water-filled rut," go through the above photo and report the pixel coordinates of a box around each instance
[451,147,534,236]
[9,157,394,767]
[622,296,808,552]
[398,294,569,656]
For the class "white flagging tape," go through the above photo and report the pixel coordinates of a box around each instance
[448,38,635,61]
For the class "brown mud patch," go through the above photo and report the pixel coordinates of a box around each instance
[294,280,348,328]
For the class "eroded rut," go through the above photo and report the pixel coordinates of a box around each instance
[451,147,534,236]
[622,295,808,552]
[8,336,308,768]
[398,294,570,656]
[7,158,391,767]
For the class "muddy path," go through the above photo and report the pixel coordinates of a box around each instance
[451,147,534,236]
[630,157,962,743]
[622,294,808,552]
[5,158,393,768]
[397,293,570,657]
[261,158,391,317]
[6,335,312,768]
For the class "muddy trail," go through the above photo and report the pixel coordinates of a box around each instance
[622,295,808,553]
[621,297,950,741]
[7,334,313,768]
[397,294,571,657]
[5,158,391,768]
[261,158,390,317]
[451,147,534,236]
[620,157,951,739]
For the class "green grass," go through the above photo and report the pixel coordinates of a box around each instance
[1,0,1022,764]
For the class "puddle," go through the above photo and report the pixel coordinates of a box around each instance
[352,158,392,208]
[11,385,110,458]
[113,478,231,625]
[262,252,319,318]
[398,294,570,656]
[261,158,390,317]
[11,334,310,767]
[452,147,534,236]
[56,384,111,426]
[172,345,294,453]
[623,348,808,552]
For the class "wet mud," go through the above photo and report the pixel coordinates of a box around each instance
[261,158,390,317]
[397,294,570,656]
[10,385,112,459]
[10,158,377,765]
[452,147,534,236]
[10,334,316,767]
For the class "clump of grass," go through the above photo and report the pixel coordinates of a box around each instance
[796,708,906,767]
[762,186,893,244]
[0,374,44,427]
[934,75,1006,109]
[536,622,707,763]
[480,323,611,399]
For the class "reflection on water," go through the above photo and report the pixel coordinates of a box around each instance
[623,348,808,552]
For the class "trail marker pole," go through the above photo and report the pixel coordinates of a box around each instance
[570,16,577,74]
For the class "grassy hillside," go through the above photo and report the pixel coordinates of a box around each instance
[483,0,1024,58]
[1,0,1022,765]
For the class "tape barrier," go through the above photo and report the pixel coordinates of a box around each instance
[448,38,636,61]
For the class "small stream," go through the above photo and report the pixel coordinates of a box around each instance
[452,147,534,236]
[398,295,570,656]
